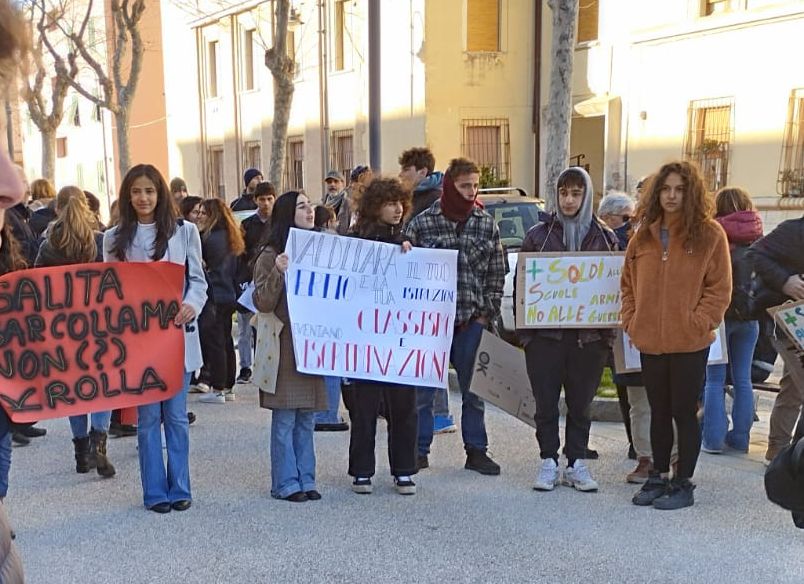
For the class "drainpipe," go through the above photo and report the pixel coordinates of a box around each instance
[532,1,542,197]
[368,0,381,171]
[318,0,330,183]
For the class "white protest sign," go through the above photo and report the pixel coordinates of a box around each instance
[768,300,804,353]
[613,324,729,374]
[285,228,458,388]
[516,252,625,329]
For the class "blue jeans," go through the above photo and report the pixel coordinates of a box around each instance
[434,386,450,417]
[270,409,316,498]
[69,411,112,438]
[417,321,487,456]
[137,372,192,507]
[0,431,11,498]
[703,319,759,451]
[315,376,342,424]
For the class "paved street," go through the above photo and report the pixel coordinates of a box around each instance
[8,382,803,584]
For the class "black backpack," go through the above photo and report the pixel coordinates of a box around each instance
[765,421,804,527]
[726,245,759,321]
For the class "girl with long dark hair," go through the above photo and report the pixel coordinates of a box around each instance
[252,191,327,502]
[103,164,207,513]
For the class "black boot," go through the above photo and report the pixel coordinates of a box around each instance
[90,430,116,478]
[464,449,501,475]
[72,436,92,473]
[632,471,669,506]
[652,477,695,510]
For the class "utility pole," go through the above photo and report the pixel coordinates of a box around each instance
[368,0,381,171]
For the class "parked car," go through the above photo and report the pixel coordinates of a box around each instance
[478,188,545,344]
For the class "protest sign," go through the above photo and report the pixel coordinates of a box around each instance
[0,263,186,423]
[471,330,536,429]
[515,252,625,329]
[767,300,804,353]
[613,324,729,374]
[285,228,458,388]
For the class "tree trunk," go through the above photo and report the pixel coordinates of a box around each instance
[269,77,294,189]
[542,0,578,211]
[41,127,57,182]
[115,108,131,178]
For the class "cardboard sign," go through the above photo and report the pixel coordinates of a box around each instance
[613,324,729,374]
[768,300,804,353]
[0,263,186,423]
[516,252,625,329]
[285,228,458,388]
[470,330,536,429]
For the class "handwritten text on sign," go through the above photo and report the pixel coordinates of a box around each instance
[285,229,458,387]
[769,300,804,353]
[515,252,625,329]
[0,263,186,423]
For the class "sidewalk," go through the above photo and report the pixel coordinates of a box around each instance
[7,381,802,584]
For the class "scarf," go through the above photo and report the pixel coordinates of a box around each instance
[439,173,475,222]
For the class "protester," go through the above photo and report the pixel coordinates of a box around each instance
[622,161,731,510]
[313,205,336,231]
[748,210,804,465]
[170,177,189,206]
[331,165,372,234]
[231,168,262,213]
[398,147,455,435]
[321,170,348,233]
[405,157,507,475]
[519,168,618,493]
[197,198,245,404]
[702,187,763,454]
[34,187,114,477]
[83,191,105,231]
[179,196,203,225]
[104,164,207,513]
[252,191,327,502]
[345,177,418,494]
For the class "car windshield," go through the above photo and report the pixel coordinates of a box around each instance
[484,202,542,251]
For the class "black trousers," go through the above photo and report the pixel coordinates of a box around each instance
[202,302,237,390]
[346,382,418,478]
[524,334,609,461]
[640,349,708,479]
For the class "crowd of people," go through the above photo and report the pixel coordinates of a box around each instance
[0,10,803,583]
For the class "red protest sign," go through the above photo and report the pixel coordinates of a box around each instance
[0,262,185,423]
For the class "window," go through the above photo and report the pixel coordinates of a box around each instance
[208,41,219,98]
[577,0,599,43]
[330,129,354,181]
[242,29,256,91]
[683,97,734,191]
[466,0,500,52]
[778,88,804,196]
[244,141,261,170]
[704,0,732,15]
[461,118,511,187]
[334,0,347,70]
[209,146,225,198]
[285,136,304,190]
[57,137,68,158]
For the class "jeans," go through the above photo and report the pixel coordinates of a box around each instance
[237,311,254,370]
[434,386,450,417]
[137,371,192,507]
[524,334,609,461]
[347,382,417,477]
[69,411,112,438]
[315,376,343,424]
[416,321,487,456]
[703,319,759,451]
[0,431,11,498]
[641,349,708,479]
[270,409,316,498]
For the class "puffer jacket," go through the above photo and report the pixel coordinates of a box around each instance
[716,210,763,248]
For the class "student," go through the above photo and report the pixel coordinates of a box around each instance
[519,167,618,493]
[231,168,262,212]
[622,161,731,510]
[35,187,114,477]
[346,177,418,495]
[197,198,245,404]
[252,191,327,502]
[405,158,507,475]
[702,187,763,454]
[104,164,207,513]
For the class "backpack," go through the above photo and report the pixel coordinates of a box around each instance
[765,425,804,517]
[726,245,759,321]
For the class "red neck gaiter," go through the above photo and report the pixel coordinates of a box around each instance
[440,173,475,222]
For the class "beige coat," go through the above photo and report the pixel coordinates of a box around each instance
[252,246,327,411]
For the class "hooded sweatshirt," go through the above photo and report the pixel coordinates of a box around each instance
[553,167,594,251]
[408,171,443,222]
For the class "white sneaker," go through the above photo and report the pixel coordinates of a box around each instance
[223,389,236,402]
[199,392,226,404]
[533,458,559,491]
[563,460,599,492]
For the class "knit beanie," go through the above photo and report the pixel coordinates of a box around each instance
[243,168,262,188]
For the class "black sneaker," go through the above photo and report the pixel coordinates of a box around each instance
[351,478,373,494]
[394,477,416,495]
[652,478,695,510]
[236,368,252,384]
[632,472,669,506]
[11,433,30,447]
[20,425,47,438]
[417,455,429,470]
[465,449,501,476]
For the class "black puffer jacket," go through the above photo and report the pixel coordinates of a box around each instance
[202,227,239,306]
[748,216,804,310]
